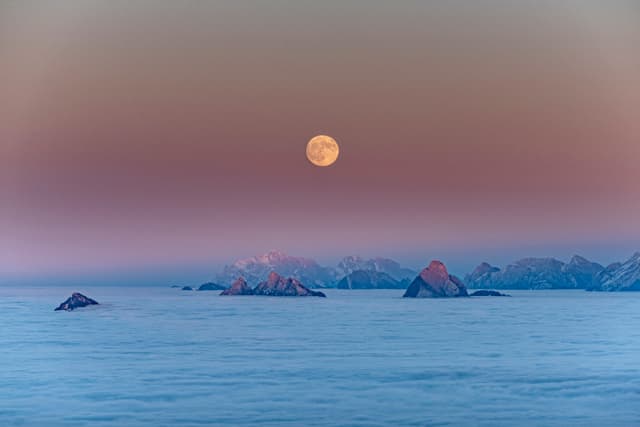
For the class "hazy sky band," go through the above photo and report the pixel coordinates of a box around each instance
[1,1,639,279]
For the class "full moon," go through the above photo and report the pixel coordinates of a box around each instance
[306,135,340,167]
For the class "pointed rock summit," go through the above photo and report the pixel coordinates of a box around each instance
[220,277,254,295]
[465,262,500,285]
[403,261,468,298]
[562,255,605,288]
[253,271,326,297]
[55,292,99,311]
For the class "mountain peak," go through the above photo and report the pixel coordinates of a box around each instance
[475,262,499,273]
[405,260,467,298]
[569,255,590,265]
[267,271,281,284]
[261,250,290,262]
[419,260,449,286]
[336,255,416,281]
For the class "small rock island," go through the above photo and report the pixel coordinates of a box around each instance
[197,282,226,291]
[220,274,325,297]
[254,272,326,297]
[469,290,511,297]
[55,292,99,311]
[403,261,468,298]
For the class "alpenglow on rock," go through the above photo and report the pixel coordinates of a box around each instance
[55,293,99,311]
[253,272,326,297]
[337,270,407,289]
[403,261,468,298]
[220,277,254,295]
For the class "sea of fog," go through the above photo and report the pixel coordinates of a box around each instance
[1,287,639,426]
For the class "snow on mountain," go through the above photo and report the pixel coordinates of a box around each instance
[216,251,335,288]
[591,252,640,291]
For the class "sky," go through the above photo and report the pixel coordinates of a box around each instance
[1,1,639,285]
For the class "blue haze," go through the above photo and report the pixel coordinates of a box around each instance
[2,287,640,426]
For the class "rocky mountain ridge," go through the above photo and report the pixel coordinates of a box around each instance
[337,270,408,289]
[465,253,640,291]
[589,252,640,291]
[217,251,415,289]
[213,250,639,292]
[336,256,416,281]
[217,250,335,288]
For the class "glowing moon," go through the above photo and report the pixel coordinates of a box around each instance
[306,135,339,167]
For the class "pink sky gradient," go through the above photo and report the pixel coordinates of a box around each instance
[1,1,639,282]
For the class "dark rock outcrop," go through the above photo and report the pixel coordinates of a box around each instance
[253,272,326,297]
[589,253,640,291]
[220,277,254,296]
[403,261,468,298]
[337,270,407,289]
[470,290,511,297]
[55,293,99,311]
[170,285,181,288]
[197,282,226,291]
[182,286,193,291]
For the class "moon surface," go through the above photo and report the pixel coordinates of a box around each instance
[306,135,339,167]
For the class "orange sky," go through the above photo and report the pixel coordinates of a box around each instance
[1,1,639,282]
